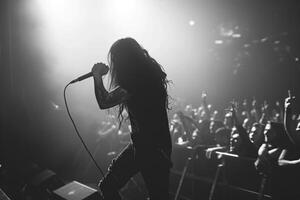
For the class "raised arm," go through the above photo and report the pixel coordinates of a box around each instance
[201,91,211,120]
[92,63,129,109]
[278,149,300,166]
[284,95,296,138]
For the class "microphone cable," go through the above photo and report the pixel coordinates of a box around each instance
[64,82,105,178]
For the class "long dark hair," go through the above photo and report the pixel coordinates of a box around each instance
[107,37,170,123]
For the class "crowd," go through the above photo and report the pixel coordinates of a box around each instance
[169,92,300,199]
[95,91,300,199]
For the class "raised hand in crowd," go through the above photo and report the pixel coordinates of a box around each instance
[284,90,299,146]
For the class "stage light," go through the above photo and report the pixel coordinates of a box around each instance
[189,20,195,26]
[260,37,268,43]
[50,101,60,110]
[220,26,234,37]
[232,33,241,38]
[274,40,280,44]
[214,40,224,45]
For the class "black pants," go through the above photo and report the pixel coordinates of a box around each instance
[99,143,172,200]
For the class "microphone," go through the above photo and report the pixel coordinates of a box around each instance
[70,72,93,84]
[70,64,109,84]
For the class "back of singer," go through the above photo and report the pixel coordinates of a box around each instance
[92,37,172,200]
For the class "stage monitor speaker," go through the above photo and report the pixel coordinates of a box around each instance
[24,169,65,199]
[53,181,101,200]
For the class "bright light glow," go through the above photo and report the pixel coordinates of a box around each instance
[232,33,241,38]
[260,37,268,42]
[189,20,195,26]
[274,40,280,44]
[28,0,215,125]
[68,190,75,195]
[214,40,224,44]
[50,101,60,110]
[220,27,234,37]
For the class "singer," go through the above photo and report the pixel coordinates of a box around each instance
[92,37,172,200]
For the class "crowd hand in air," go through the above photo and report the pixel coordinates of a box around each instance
[201,91,207,105]
[92,62,109,77]
[284,90,296,110]
[226,100,238,125]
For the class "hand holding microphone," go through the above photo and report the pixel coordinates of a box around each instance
[70,62,109,84]
[92,63,109,77]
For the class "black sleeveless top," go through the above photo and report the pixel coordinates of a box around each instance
[126,83,172,152]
